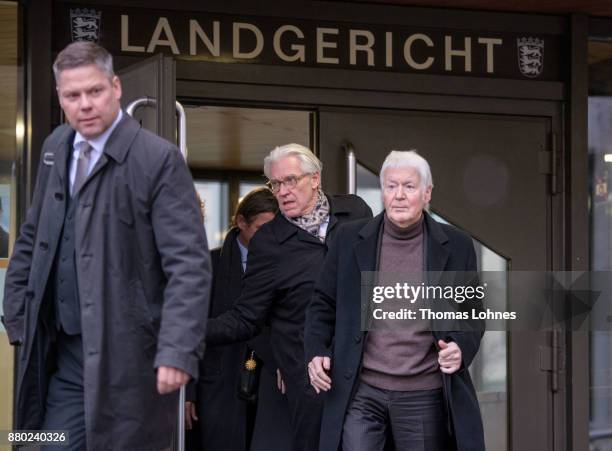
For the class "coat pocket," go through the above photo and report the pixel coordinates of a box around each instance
[127,280,157,357]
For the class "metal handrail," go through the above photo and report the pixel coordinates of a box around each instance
[125,97,188,160]
[125,96,187,451]
[175,101,188,160]
[344,141,356,195]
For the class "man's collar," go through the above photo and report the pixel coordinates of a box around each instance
[73,109,123,152]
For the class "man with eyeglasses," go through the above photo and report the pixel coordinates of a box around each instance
[206,143,372,451]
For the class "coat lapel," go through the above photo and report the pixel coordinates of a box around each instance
[51,126,74,188]
[425,212,450,284]
[272,213,323,246]
[47,127,74,224]
[81,113,141,193]
[326,194,352,236]
[354,214,383,273]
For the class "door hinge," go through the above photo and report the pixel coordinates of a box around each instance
[538,132,560,194]
[539,331,564,392]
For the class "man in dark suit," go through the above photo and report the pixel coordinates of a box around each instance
[186,187,293,451]
[2,42,211,450]
[305,150,485,451]
[206,143,372,451]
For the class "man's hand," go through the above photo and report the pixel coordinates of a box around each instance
[276,369,286,394]
[308,356,332,394]
[157,365,191,394]
[184,401,198,430]
[438,340,462,374]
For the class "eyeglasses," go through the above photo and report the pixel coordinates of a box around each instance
[267,173,311,193]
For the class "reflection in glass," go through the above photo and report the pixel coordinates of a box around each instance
[431,212,508,451]
[239,182,266,201]
[0,0,19,437]
[194,181,229,249]
[589,38,612,450]
[356,162,382,215]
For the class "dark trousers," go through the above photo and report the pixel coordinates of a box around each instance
[342,382,453,451]
[250,367,293,451]
[41,332,86,451]
[284,375,324,451]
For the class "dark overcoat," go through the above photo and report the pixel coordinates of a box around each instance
[191,227,292,451]
[2,114,212,451]
[193,230,248,451]
[206,195,372,448]
[206,196,372,384]
[304,212,485,451]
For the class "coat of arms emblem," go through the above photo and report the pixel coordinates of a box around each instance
[70,8,102,43]
[517,37,544,78]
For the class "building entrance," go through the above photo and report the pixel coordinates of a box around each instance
[120,54,565,451]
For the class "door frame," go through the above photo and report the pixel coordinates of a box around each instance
[176,70,571,450]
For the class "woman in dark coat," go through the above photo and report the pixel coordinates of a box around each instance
[186,187,293,451]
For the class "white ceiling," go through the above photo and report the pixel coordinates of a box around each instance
[185,105,311,171]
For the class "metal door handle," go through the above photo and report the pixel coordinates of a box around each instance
[126,96,187,451]
[126,97,188,160]
[344,141,356,194]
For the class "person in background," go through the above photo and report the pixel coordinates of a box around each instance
[206,143,373,451]
[186,187,293,451]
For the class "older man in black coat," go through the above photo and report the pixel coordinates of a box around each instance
[305,150,485,451]
[206,143,372,451]
[2,42,211,451]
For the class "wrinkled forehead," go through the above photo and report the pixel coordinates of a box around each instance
[270,155,305,176]
[382,165,422,184]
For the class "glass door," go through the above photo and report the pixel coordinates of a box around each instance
[181,104,314,248]
[320,106,560,451]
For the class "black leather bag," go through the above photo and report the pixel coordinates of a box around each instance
[237,348,261,402]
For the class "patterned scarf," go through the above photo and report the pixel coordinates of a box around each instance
[286,190,330,242]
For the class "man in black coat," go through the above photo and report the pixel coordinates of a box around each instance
[2,42,211,450]
[305,150,485,451]
[186,187,293,451]
[206,143,372,451]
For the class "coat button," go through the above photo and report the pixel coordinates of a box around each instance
[354,334,362,343]
[39,241,48,250]
[344,370,353,379]
[54,193,63,201]
[59,296,64,303]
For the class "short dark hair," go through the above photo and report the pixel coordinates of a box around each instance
[53,42,114,83]
[231,187,278,227]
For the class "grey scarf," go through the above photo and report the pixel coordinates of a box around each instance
[286,190,330,242]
